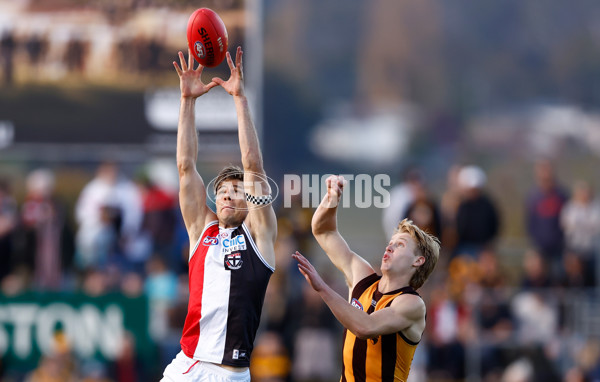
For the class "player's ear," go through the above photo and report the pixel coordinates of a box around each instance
[413,256,425,267]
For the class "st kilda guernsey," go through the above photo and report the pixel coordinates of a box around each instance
[180,221,274,367]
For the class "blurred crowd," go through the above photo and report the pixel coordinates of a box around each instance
[382,159,600,382]
[0,1,245,87]
[1,158,600,382]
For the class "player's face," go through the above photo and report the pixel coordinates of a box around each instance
[216,179,248,228]
[381,232,423,274]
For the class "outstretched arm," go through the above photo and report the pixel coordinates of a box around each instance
[293,251,425,339]
[213,47,276,268]
[173,50,218,245]
[311,175,374,288]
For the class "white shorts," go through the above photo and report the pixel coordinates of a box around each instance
[161,351,250,382]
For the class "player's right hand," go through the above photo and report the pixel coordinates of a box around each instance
[324,175,346,207]
[173,49,218,98]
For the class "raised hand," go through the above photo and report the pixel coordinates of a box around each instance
[212,46,245,97]
[292,251,326,292]
[324,175,347,208]
[173,49,217,98]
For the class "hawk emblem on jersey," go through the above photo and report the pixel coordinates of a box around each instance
[351,298,364,311]
[225,253,243,270]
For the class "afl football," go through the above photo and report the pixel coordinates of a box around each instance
[187,8,228,67]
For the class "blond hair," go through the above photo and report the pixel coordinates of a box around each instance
[395,218,440,289]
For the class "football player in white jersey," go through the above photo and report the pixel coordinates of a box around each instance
[161,47,276,382]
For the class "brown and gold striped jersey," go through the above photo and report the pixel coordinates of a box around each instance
[341,273,421,382]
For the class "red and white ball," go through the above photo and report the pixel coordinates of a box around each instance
[186,8,228,67]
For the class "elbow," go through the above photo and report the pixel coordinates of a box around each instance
[311,214,331,236]
[177,158,196,176]
[311,219,325,236]
[242,153,263,172]
[353,324,376,340]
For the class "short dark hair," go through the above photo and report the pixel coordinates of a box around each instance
[214,165,244,193]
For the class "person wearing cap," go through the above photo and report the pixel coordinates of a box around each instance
[454,165,500,258]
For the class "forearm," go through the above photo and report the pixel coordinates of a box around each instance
[177,97,199,172]
[312,197,340,235]
[234,95,263,172]
[318,284,372,339]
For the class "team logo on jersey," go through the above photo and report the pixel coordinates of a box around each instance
[351,298,364,311]
[224,253,243,270]
[222,234,247,254]
[202,236,219,246]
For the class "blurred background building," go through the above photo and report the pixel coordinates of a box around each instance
[1,0,600,381]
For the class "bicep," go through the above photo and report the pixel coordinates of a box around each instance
[244,170,277,267]
[179,170,214,239]
[365,295,425,337]
[244,170,277,242]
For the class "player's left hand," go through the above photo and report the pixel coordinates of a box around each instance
[212,46,245,97]
[293,251,326,292]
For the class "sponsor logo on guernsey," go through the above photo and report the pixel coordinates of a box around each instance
[232,349,247,360]
[224,253,243,270]
[351,298,364,311]
[222,234,246,254]
[202,236,219,246]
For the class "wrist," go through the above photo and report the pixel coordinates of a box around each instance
[181,95,197,103]
[233,93,247,101]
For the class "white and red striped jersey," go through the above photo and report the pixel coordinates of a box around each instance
[180,221,274,367]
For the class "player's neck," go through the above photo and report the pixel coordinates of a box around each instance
[378,273,411,293]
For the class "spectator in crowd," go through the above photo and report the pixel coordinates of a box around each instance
[249,331,291,382]
[144,256,178,342]
[525,159,568,283]
[520,249,552,289]
[109,332,146,382]
[25,331,77,382]
[74,162,143,272]
[136,174,177,263]
[1,28,16,86]
[425,281,469,380]
[560,180,600,287]
[19,169,73,290]
[454,165,500,258]
[382,167,423,239]
[25,32,48,78]
[439,164,463,252]
[404,178,442,238]
[0,177,17,281]
[289,282,339,382]
[478,289,514,379]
